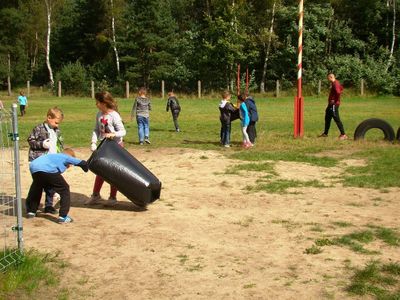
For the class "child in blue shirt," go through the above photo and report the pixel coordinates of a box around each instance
[238,95,252,148]
[17,90,28,116]
[25,148,88,223]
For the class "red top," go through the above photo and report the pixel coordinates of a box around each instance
[328,80,343,106]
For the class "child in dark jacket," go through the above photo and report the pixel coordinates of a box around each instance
[27,107,64,214]
[219,91,237,148]
[25,148,88,224]
[244,96,259,144]
[166,91,181,132]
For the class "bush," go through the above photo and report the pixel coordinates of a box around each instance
[54,61,89,96]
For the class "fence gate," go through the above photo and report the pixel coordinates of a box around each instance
[0,104,23,271]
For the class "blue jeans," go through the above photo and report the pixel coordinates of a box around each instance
[137,116,149,142]
[220,122,231,145]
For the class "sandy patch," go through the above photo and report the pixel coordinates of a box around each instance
[18,147,399,299]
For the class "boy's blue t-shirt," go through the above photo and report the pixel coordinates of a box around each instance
[18,96,27,105]
[30,153,82,174]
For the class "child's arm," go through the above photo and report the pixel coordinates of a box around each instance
[166,99,169,112]
[130,99,137,120]
[111,113,126,138]
[27,125,47,150]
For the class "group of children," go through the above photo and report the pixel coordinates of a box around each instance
[219,91,259,149]
[24,88,181,223]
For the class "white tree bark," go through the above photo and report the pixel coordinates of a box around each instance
[110,0,120,74]
[386,0,396,72]
[45,0,54,87]
[7,53,12,96]
[260,1,276,93]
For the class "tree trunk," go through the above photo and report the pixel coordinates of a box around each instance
[110,0,120,75]
[260,1,276,93]
[386,0,396,72]
[7,53,12,96]
[45,0,54,88]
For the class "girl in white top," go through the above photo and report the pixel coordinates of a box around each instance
[86,91,126,206]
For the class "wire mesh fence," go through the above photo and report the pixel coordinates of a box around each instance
[0,104,23,272]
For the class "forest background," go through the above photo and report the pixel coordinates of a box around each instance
[1,0,399,96]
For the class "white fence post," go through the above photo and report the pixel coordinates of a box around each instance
[126,81,129,99]
[58,81,62,97]
[198,80,201,98]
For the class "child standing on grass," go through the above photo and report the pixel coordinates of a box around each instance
[25,148,88,224]
[238,95,252,148]
[17,90,28,116]
[87,91,126,206]
[131,87,151,145]
[27,107,64,215]
[219,90,237,148]
[244,95,259,144]
[166,91,181,132]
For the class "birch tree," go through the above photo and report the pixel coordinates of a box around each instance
[386,0,396,71]
[260,0,277,93]
[110,0,120,74]
[44,0,54,87]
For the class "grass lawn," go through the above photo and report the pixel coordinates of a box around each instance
[1,91,398,189]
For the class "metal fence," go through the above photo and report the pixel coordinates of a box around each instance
[0,104,24,272]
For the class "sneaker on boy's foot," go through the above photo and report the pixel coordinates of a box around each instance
[318,133,328,137]
[139,141,144,145]
[104,197,117,207]
[144,137,151,144]
[339,134,348,140]
[44,206,58,214]
[85,193,101,205]
[176,128,180,132]
[58,215,73,224]
[223,144,231,148]
[26,212,36,219]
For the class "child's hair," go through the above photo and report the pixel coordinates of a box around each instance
[168,91,175,97]
[19,90,25,96]
[95,91,118,111]
[222,90,230,99]
[237,94,245,102]
[138,87,147,96]
[47,107,64,120]
[63,148,76,157]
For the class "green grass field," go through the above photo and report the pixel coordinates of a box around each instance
[1,91,399,189]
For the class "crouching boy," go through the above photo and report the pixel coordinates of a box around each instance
[25,148,89,224]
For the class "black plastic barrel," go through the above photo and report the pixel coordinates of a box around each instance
[87,138,161,207]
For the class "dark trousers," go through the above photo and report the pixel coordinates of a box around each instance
[324,105,345,135]
[220,122,231,145]
[171,110,180,130]
[247,121,257,144]
[19,105,26,116]
[26,172,70,217]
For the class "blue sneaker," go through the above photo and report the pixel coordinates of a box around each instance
[58,215,73,224]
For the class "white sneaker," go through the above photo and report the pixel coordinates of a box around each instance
[104,197,117,207]
[85,194,101,205]
[53,192,61,207]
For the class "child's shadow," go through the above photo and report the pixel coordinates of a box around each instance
[69,192,147,212]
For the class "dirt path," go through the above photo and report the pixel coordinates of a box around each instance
[21,147,399,299]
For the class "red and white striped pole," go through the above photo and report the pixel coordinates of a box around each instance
[294,0,304,138]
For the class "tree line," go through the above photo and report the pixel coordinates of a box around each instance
[0,0,399,96]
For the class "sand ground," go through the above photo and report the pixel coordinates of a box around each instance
[19,147,399,299]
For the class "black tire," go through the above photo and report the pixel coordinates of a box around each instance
[353,118,395,141]
[396,127,400,141]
